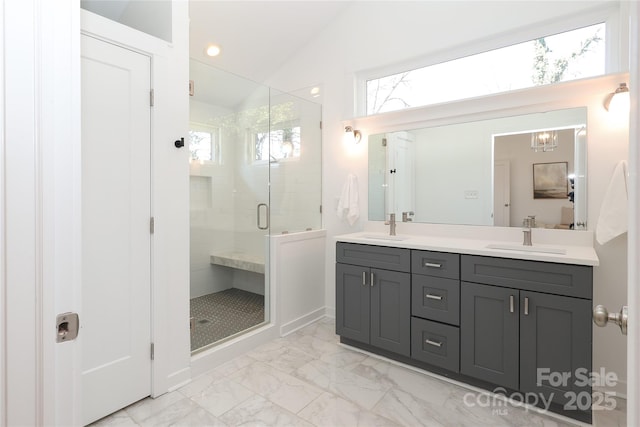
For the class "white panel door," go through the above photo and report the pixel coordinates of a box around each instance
[81,34,151,425]
[386,132,415,217]
[494,160,511,226]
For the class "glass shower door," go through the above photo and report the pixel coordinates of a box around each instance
[188,60,271,352]
[268,88,322,234]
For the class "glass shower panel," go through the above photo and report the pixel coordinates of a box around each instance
[268,89,322,234]
[188,60,270,352]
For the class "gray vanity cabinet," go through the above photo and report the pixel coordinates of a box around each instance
[519,290,592,406]
[410,250,461,372]
[336,243,411,357]
[335,263,370,344]
[460,255,593,407]
[336,241,594,422]
[460,282,519,389]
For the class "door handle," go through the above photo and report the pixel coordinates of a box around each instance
[593,305,628,335]
[370,272,374,287]
[509,295,514,313]
[56,312,80,343]
[256,203,269,230]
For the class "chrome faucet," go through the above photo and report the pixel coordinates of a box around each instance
[402,211,414,222]
[385,213,397,236]
[522,217,533,246]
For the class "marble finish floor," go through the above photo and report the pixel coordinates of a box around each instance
[93,318,626,427]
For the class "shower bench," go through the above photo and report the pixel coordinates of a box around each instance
[210,251,265,274]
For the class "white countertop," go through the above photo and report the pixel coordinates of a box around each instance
[335,231,599,266]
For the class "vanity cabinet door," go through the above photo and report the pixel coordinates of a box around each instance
[370,268,411,356]
[336,263,370,344]
[519,291,592,406]
[460,282,519,390]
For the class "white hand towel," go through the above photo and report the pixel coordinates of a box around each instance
[596,160,628,245]
[337,173,359,226]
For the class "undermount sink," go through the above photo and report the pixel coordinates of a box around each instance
[361,234,409,241]
[485,243,567,255]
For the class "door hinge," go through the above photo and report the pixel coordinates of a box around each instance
[150,89,154,107]
[319,205,322,214]
[150,217,155,234]
[150,343,155,360]
[320,121,322,129]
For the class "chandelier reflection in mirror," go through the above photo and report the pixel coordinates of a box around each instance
[531,130,558,152]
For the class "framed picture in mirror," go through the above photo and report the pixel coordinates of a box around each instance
[533,162,568,199]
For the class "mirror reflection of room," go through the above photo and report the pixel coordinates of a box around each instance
[368,107,586,230]
[494,128,581,229]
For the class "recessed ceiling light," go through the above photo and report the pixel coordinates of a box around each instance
[310,87,320,97]
[206,44,221,57]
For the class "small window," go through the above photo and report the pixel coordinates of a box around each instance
[188,125,220,163]
[254,126,301,162]
[366,23,605,115]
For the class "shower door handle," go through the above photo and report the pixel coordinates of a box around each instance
[257,203,269,230]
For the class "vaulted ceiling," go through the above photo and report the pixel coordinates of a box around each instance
[189,1,352,83]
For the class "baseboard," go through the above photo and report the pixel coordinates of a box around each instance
[163,367,191,395]
[280,307,326,336]
[324,306,335,319]
[593,379,627,399]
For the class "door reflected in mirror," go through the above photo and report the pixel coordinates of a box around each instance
[368,108,587,230]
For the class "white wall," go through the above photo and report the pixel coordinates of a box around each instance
[266,1,630,395]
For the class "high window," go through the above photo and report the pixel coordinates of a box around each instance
[366,23,605,115]
[188,125,220,163]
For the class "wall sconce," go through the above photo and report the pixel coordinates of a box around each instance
[604,83,630,113]
[344,126,362,144]
[531,130,558,152]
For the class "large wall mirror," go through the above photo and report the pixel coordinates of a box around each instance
[368,107,587,230]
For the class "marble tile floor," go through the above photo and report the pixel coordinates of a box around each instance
[92,318,627,427]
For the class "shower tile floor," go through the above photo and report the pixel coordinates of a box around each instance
[190,288,265,351]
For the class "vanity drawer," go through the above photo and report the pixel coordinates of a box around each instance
[411,250,459,279]
[411,317,459,372]
[461,255,592,299]
[412,275,460,325]
[336,242,410,272]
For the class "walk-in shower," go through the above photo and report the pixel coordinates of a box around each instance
[189,60,322,352]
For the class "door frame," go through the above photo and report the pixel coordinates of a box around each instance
[79,2,191,404]
[1,2,189,425]
[627,2,639,425]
